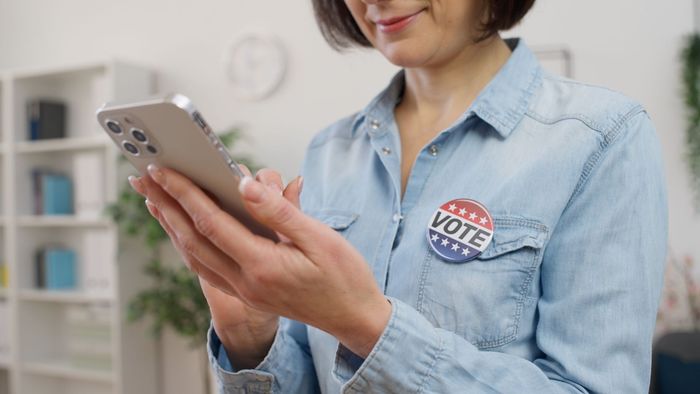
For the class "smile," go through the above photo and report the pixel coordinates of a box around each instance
[375,9,425,34]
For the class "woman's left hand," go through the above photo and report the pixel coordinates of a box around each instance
[130,165,391,358]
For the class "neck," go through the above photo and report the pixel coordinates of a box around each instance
[400,35,512,122]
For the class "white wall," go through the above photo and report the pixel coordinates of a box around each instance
[0,0,697,392]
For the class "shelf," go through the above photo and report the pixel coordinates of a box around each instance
[22,360,114,383]
[19,290,112,305]
[15,136,109,154]
[17,215,112,228]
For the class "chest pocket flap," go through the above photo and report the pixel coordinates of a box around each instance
[477,217,549,260]
[306,209,359,231]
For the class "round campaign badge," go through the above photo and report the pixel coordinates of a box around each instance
[426,198,494,263]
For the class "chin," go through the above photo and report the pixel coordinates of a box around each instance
[379,43,435,68]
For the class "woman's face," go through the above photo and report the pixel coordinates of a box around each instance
[344,0,486,68]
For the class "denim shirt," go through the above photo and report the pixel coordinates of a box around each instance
[208,38,667,393]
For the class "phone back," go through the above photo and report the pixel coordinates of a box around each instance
[96,94,277,240]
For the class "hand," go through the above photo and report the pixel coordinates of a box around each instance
[130,166,290,369]
[130,165,391,358]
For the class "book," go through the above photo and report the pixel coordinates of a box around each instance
[82,232,114,297]
[35,247,78,290]
[0,263,7,288]
[31,169,74,215]
[72,151,104,219]
[66,305,112,370]
[0,301,8,354]
[27,99,66,140]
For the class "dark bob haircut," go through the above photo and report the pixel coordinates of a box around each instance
[311,1,536,50]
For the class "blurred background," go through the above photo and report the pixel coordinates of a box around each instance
[0,0,698,393]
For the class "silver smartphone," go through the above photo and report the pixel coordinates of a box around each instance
[96,93,278,241]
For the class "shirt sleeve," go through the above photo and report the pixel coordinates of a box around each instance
[334,109,668,393]
[208,318,320,393]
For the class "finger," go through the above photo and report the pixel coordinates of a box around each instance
[255,168,284,193]
[128,175,146,196]
[141,175,247,280]
[144,164,271,267]
[144,198,237,296]
[283,176,303,210]
[238,163,252,177]
[238,176,327,248]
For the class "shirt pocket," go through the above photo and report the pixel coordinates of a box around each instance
[419,216,548,349]
[306,209,359,238]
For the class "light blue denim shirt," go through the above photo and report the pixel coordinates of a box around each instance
[208,38,667,393]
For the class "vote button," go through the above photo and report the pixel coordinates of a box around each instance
[426,198,494,263]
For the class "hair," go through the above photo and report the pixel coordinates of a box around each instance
[311,0,536,50]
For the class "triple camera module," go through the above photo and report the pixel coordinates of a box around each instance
[105,119,159,156]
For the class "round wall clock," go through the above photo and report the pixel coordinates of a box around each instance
[225,32,288,101]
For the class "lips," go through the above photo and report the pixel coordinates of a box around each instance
[374,9,425,34]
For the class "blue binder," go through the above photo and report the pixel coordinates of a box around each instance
[44,248,77,290]
[42,173,73,215]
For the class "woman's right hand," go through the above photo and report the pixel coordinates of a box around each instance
[130,165,301,370]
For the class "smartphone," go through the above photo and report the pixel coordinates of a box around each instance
[96,93,278,241]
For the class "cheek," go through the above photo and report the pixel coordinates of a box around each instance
[343,0,373,39]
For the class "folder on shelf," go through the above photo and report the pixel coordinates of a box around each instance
[72,151,105,219]
[82,232,114,297]
[0,263,7,288]
[32,169,74,215]
[0,301,8,354]
[66,305,112,370]
[27,99,67,141]
[35,247,77,290]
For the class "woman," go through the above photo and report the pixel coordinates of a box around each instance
[128,0,667,392]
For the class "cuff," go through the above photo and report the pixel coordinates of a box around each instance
[336,297,445,393]
[207,323,282,392]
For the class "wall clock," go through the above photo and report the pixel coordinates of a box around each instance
[225,32,288,101]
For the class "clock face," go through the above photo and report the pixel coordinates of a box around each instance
[226,33,288,101]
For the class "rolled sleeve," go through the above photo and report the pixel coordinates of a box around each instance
[207,318,320,393]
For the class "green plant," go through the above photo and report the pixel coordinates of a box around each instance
[106,126,258,393]
[682,34,700,208]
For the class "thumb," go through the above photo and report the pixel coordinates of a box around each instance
[239,176,322,247]
[283,176,303,210]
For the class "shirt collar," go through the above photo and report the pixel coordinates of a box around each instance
[352,38,542,139]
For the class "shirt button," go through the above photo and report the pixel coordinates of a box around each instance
[392,213,402,222]
[369,119,381,130]
[382,147,392,155]
[429,145,439,156]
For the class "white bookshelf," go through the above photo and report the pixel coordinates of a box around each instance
[0,61,159,394]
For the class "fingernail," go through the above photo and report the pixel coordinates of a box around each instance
[267,182,283,195]
[145,199,158,217]
[239,176,266,203]
[128,175,144,193]
[147,164,164,184]
[297,176,304,193]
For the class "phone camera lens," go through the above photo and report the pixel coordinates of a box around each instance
[131,128,148,142]
[146,145,158,154]
[106,120,122,134]
[122,141,140,155]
